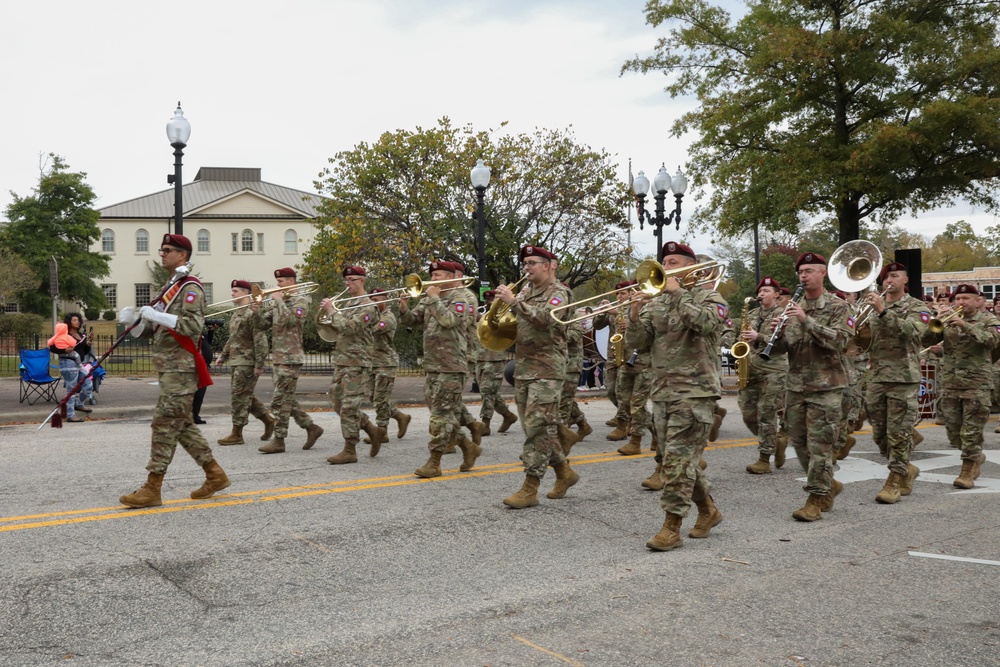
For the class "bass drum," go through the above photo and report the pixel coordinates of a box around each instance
[503,359,516,386]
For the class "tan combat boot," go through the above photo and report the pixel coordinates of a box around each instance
[217,425,245,446]
[607,419,629,441]
[814,479,844,513]
[258,412,276,441]
[481,417,492,437]
[646,513,684,551]
[792,494,825,522]
[708,407,726,442]
[258,438,286,454]
[649,425,658,452]
[414,450,444,478]
[746,454,772,475]
[120,472,165,508]
[326,440,358,465]
[774,433,788,468]
[467,421,486,447]
[394,412,412,439]
[899,463,920,496]
[875,471,903,504]
[698,457,708,471]
[954,453,986,489]
[617,434,643,456]
[836,435,856,461]
[303,423,324,451]
[641,462,665,490]
[852,409,866,433]
[361,421,387,457]
[503,475,541,508]
[191,460,231,500]
[575,418,593,440]
[911,428,924,448]
[457,436,482,472]
[689,490,723,538]
[605,416,619,427]
[546,462,580,499]
[498,411,518,433]
[557,424,580,456]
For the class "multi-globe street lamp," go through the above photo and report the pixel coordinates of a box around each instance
[165,102,191,235]
[632,164,688,260]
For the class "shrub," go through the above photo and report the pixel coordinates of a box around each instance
[84,307,100,321]
[0,313,46,338]
[102,310,116,321]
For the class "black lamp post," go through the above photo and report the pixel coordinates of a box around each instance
[633,164,688,259]
[470,159,491,303]
[165,102,191,235]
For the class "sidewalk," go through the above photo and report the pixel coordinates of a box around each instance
[1,370,738,426]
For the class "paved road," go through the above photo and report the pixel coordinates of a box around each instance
[1,392,999,666]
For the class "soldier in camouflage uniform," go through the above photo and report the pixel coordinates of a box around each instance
[558,300,592,446]
[400,260,482,478]
[119,234,230,508]
[927,284,1000,489]
[862,262,930,504]
[616,280,654,457]
[316,266,385,464]
[216,279,275,446]
[475,290,518,435]
[740,277,790,474]
[366,288,411,441]
[449,262,486,449]
[498,246,580,508]
[832,290,867,461]
[256,267,323,454]
[593,284,632,434]
[768,252,853,522]
[627,242,727,551]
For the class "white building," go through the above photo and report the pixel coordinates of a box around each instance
[95,167,324,310]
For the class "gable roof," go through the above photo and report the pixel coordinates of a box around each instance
[98,167,325,219]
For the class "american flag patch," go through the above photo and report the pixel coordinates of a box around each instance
[920,312,930,323]
[295,307,304,317]
[549,296,563,306]
[456,303,465,313]
[184,291,197,303]
[378,320,386,329]
[847,316,855,329]
[717,304,728,319]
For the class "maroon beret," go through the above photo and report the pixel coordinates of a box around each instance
[936,291,951,299]
[450,260,466,273]
[659,241,696,262]
[879,262,907,282]
[342,266,366,277]
[483,290,497,299]
[428,260,455,274]
[922,295,934,302]
[952,284,978,299]
[757,277,781,292]
[833,290,847,300]
[274,267,297,279]
[369,287,385,295]
[614,280,632,290]
[161,233,192,253]
[779,286,793,296]
[231,279,252,291]
[519,245,557,262]
[795,252,827,270]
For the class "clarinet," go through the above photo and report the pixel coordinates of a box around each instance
[759,283,805,361]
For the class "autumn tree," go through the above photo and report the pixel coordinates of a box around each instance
[0,250,40,307]
[305,118,631,296]
[623,0,1000,245]
[1,154,110,315]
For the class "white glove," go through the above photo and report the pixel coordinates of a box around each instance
[118,306,139,325]
[140,305,178,330]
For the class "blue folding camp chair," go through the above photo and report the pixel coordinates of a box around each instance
[19,349,61,405]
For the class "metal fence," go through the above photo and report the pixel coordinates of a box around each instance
[0,334,426,377]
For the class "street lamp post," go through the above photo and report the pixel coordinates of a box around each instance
[633,164,688,259]
[165,102,191,236]
[470,158,491,303]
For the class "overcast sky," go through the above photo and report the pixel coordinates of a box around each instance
[1,0,993,261]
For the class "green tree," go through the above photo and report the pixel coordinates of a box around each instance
[305,117,631,297]
[623,0,1000,245]
[1,154,110,314]
[0,250,39,306]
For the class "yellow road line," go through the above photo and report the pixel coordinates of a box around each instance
[0,438,758,534]
[512,634,586,667]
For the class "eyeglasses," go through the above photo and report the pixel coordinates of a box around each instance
[522,260,550,267]
[345,277,364,283]
[158,248,179,256]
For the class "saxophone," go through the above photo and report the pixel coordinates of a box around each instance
[609,306,627,366]
[731,297,755,390]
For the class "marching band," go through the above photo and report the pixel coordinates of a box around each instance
[81,232,995,551]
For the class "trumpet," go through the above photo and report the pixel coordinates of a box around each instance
[207,282,318,315]
[927,305,964,334]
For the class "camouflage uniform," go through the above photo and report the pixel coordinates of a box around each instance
[318,295,378,443]
[864,294,930,471]
[559,291,586,428]
[770,293,853,496]
[739,303,788,457]
[932,310,1000,459]
[476,338,513,422]
[401,288,474,454]
[511,278,569,478]
[593,305,628,421]
[369,307,406,429]
[621,319,653,440]
[837,337,867,453]
[630,285,728,517]
[146,279,217,474]
[451,287,481,432]
[217,307,270,428]
[257,293,315,438]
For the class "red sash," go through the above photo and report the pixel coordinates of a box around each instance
[161,276,214,389]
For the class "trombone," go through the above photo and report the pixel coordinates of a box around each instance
[207,282,319,315]
[550,258,726,325]
[329,274,476,312]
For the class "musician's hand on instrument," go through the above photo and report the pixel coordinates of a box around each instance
[139,305,178,330]
[867,292,886,314]
[741,329,759,342]
[320,298,334,314]
[425,285,441,299]
[928,343,943,354]
[496,285,517,305]
[785,301,806,323]
[663,276,682,294]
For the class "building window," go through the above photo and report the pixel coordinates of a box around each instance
[979,284,1000,300]
[284,229,298,254]
[101,229,115,253]
[101,284,118,309]
[257,232,265,254]
[231,233,238,253]
[203,283,213,305]
[923,286,934,297]
[135,283,152,306]
[197,229,210,253]
[135,229,149,254]
[3,302,20,313]
[241,229,254,252]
